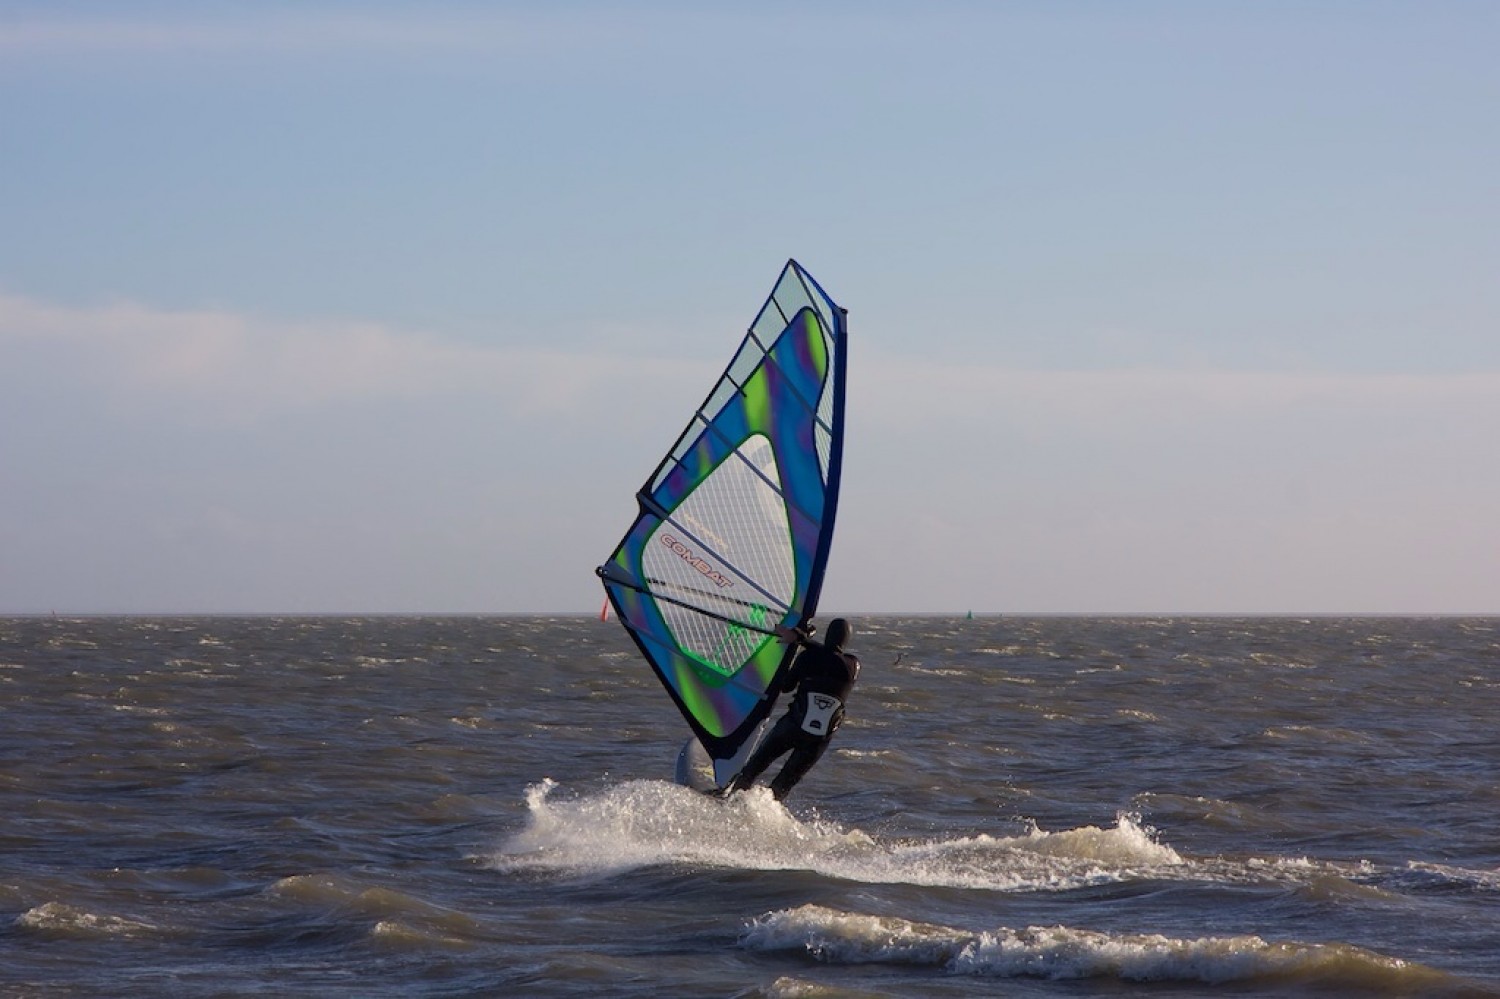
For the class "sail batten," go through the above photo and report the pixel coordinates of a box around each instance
[597,260,847,763]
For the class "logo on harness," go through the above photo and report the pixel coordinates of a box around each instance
[800,693,842,736]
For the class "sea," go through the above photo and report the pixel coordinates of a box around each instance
[2,615,1498,998]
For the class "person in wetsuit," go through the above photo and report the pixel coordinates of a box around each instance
[723,618,860,801]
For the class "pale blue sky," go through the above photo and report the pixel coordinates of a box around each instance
[2,2,1497,614]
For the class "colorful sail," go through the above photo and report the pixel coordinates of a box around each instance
[597,260,848,773]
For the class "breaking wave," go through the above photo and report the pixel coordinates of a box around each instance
[743,904,1464,991]
[492,778,1187,892]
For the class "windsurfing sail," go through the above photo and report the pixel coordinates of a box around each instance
[597,259,848,785]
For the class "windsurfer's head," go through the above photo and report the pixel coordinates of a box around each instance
[825,618,852,651]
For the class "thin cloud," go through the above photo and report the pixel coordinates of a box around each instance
[0,291,707,422]
[857,349,1500,430]
[3,291,1497,614]
[7,290,1499,436]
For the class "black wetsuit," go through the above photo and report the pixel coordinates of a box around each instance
[727,639,860,801]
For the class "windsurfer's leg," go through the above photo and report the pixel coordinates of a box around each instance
[728,717,796,793]
[768,738,830,801]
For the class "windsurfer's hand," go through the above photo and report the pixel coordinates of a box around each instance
[777,623,813,645]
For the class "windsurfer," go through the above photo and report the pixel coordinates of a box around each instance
[721,618,860,801]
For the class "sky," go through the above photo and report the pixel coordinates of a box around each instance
[2,1,1497,615]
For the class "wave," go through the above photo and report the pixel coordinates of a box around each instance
[369,919,475,951]
[1398,862,1500,892]
[490,779,1495,927]
[742,904,1467,992]
[491,778,1189,892]
[14,902,166,941]
[271,873,483,939]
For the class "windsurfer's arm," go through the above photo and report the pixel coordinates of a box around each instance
[771,623,815,697]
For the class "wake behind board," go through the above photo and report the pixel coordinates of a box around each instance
[596,260,848,789]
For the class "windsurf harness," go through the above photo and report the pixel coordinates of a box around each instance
[597,259,848,770]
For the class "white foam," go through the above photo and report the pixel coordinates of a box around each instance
[743,904,1437,987]
[370,919,473,951]
[14,902,161,940]
[489,780,1185,892]
[492,778,861,877]
[743,906,968,966]
[759,976,850,998]
[1406,861,1500,891]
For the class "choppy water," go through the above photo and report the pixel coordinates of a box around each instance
[2,615,1498,997]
